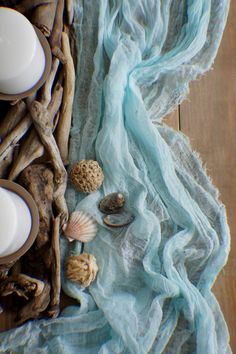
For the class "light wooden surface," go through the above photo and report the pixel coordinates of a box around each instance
[0,3,235,352]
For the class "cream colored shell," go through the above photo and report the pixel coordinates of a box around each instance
[63,211,97,243]
[66,253,98,287]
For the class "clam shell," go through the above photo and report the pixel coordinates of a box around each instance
[99,192,125,214]
[103,211,134,228]
[64,211,97,243]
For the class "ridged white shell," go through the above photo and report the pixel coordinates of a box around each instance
[63,211,97,243]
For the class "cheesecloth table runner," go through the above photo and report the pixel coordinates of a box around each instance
[0,0,231,353]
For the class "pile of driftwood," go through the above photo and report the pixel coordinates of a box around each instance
[0,0,75,324]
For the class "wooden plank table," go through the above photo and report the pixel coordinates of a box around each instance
[0,3,235,353]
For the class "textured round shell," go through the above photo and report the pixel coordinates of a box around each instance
[63,211,97,243]
[66,253,98,287]
[99,192,125,214]
[70,160,104,193]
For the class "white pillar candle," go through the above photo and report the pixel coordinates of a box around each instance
[0,187,32,257]
[0,7,46,95]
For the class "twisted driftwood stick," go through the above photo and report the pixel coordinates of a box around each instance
[15,0,52,14]
[31,0,58,37]
[20,164,54,249]
[48,82,64,117]
[8,133,43,181]
[0,94,35,164]
[40,57,60,106]
[50,0,66,63]
[0,101,27,178]
[0,154,13,179]
[65,0,74,25]
[0,273,45,299]
[0,262,16,281]
[8,82,63,180]
[16,281,51,325]
[0,100,27,139]
[56,30,75,163]
[29,101,68,226]
[47,215,61,318]
[8,58,61,181]
[0,114,32,163]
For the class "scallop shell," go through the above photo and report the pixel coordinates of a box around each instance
[63,211,97,243]
[99,192,125,214]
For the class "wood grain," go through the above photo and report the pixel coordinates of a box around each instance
[163,109,180,131]
[180,3,236,351]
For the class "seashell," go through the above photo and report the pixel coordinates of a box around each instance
[70,160,104,193]
[99,192,125,214]
[103,211,134,228]
[66,253,98,288]
[63,211,97,243]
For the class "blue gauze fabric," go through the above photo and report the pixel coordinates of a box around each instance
[0,0,231,353]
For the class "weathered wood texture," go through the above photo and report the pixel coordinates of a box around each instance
[180,3,236,351]
[163,108,180,131]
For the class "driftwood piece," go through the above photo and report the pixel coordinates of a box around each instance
[0,94,36,165]
[10,99,21,106]
[31,0,57,37]
[11,260,21,276]
[65,0,74,25]
[21,243,52,280]
[15,0,52,14]
[0,114,32,163]
[56,31,75,162]
[0,262,15,281]
[29,101,68,225]
[20,165,54,249]
[0,0,76,323]
[0,100,27,178]
[9,82,63,181]
[8,59,61,181]
[40,57,60,106]
[48,81,64,117]
[49,0,66,63]
[8,132,44,181]
[68,26,77,69]
[0,153,14,179]
[0,100,26,139]
[0,0,18,7]
[47,216,61,318]
[53,111,60,130]
[0,274,44,300]
[16,281,51,325]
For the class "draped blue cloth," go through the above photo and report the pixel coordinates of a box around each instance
[0,1,231,353]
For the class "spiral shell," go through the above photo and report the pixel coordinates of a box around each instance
[63,211,97,243]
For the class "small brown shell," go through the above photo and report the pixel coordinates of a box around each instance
[63,211,97,243]
[103,211,134,228]
[70,160,104,193]
[99,193,125,214]
[66,253,98,287]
